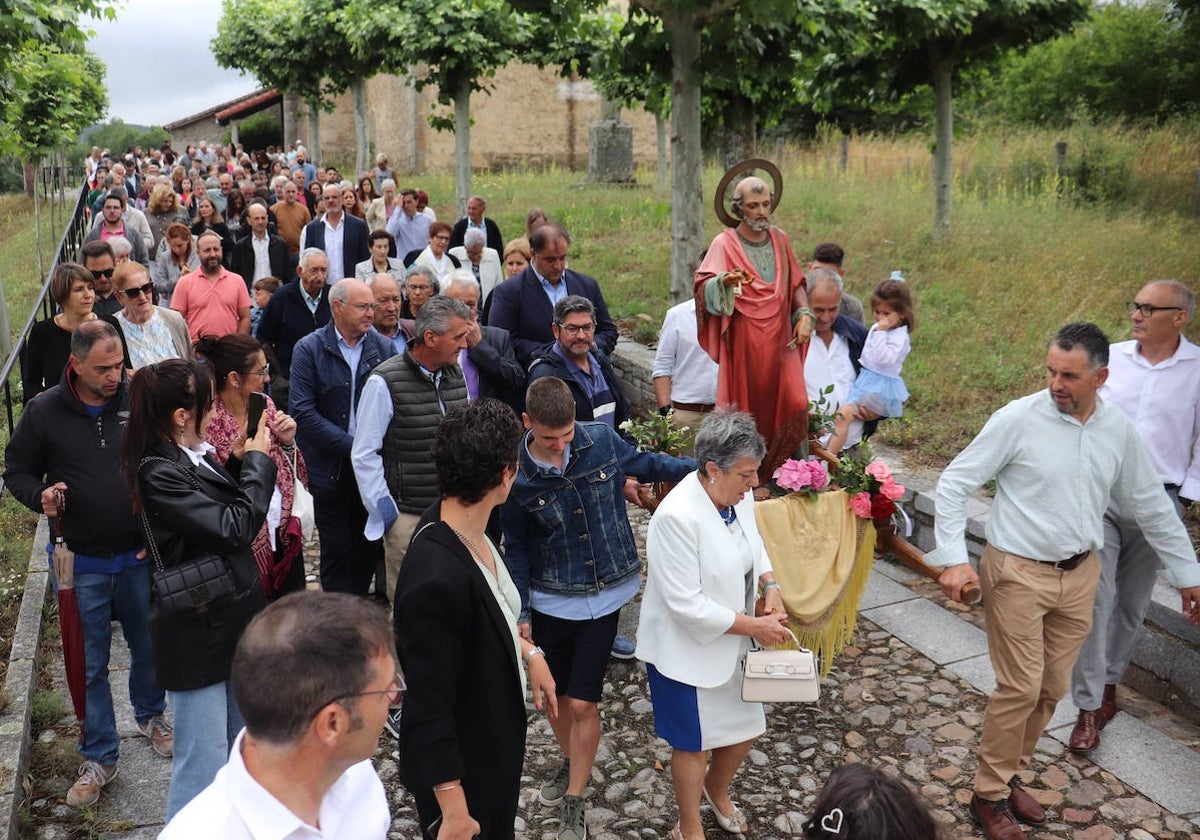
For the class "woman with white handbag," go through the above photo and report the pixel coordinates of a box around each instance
[636,409,793,840]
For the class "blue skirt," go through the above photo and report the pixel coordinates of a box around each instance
[645,661,765,752]
[847,369,909,418]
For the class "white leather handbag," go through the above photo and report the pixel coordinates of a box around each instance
[741,629,820,703]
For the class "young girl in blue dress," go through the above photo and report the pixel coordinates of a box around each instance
[827,274,915,454]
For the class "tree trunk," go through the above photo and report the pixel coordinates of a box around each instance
[655,110,668,196]
[722,92,756,169]
[453,76,472,219]
[664,11,704,305]
[308,101,323,165]
[352,78,370,177]
[931,52,954,238]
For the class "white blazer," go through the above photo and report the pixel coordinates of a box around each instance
[636,470,774,688]
[449,246,504,301]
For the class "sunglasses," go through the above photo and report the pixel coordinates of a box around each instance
[91,268,115,280]
[121,282,154,299]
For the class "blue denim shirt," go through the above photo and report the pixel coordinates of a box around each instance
[501,422,695,621]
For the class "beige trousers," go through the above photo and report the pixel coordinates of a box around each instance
[973,544,1100,800]
[382,512,423,604]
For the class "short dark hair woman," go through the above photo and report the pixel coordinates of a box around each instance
[395,399,557,840]
[636,408,792,840]
[121,358,275,819]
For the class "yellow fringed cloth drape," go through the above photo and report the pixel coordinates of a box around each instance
[753,489,876,678]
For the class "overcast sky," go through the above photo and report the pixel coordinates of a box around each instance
[87,0,261,127]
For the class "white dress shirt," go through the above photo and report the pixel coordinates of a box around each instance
[158,729,389,840]
[1102,337,1200,499]
[925,390,1200,589]
[651,299,718,405]
[249,232,272,282]
[804,331,862,449]
[300,214,347,281]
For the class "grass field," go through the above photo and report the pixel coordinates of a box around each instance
[411,145,1200,463]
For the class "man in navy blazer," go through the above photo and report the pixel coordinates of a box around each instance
[484,222,618,367]
[299,183,370,282]
[290,279,396,595]
[257,248,333,411]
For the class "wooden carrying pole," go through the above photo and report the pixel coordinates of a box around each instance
[810,441,982,605]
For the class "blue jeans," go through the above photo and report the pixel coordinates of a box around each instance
[166,681,243,820]
[73,563,165,766]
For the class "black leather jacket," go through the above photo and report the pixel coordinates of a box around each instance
[138,443,275,691]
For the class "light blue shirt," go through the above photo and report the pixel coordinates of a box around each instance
[926,389,1200,588]
[536,267,568,309]
[336,330,364,435]
[351,360,445,541]
[299,284,321,315]
[386,209,431,259]
[523,433,640,619]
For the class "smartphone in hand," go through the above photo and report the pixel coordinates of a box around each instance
[246,391,267,439]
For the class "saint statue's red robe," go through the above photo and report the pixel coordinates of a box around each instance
[694,226,809,482]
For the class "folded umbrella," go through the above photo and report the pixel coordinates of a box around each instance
[52,491,86,734]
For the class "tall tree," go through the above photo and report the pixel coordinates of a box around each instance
[803,0,1088,235]
[214,0,382,169]
[339,0,529,216]
[3,45,106,159]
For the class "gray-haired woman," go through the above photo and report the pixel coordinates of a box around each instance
[636,408,791,840]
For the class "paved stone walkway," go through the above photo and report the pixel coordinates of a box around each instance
[24,527,1200,840]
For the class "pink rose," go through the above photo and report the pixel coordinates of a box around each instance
[879,479,906,501]
[849,491,873,519]
[865,461,893,482]
[806,460,830,491]
[773,459,811,492]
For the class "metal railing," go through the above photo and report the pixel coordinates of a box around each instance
[0,171,92,453]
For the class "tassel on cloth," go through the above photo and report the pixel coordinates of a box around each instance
[754,490,877,678]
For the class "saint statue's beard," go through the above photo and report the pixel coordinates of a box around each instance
[744,216,771,233]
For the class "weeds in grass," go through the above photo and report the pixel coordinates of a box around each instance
[29,690,65,736]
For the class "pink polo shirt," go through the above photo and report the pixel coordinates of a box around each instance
[171,267,251,341]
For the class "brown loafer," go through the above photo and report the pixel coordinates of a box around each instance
[1069,709,1103,753]
[1007,777,1046,825]
[1100,684,1118,725]
[969,795,1026,840]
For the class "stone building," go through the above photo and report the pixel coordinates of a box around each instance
[165,64,659,174]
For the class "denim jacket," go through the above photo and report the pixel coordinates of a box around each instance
[501,421,695,621]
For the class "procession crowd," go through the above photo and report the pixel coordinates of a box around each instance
[4,139,1197,840]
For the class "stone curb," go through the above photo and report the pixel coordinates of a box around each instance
[0,516,49,840]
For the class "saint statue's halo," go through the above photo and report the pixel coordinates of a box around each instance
[714,158,784,228]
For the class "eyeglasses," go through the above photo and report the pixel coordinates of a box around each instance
[1126,301,1183,317]
[558,322,596,336]
[245,364,270,378]
[345,302,376,312]
[121,282,154,299]
[407,284,432,293]
[91,268,115,280]
[311,672,406,718]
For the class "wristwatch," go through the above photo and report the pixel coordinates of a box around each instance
[657,405,672,417]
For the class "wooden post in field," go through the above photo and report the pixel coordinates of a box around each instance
[839,135,848,173]
[1192,169,1200,216]
[906,156,912,178]
[1054,142,1068,176]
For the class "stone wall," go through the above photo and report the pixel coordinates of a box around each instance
[293,64,659,176]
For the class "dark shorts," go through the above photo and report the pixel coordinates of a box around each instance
[530,608,620,703]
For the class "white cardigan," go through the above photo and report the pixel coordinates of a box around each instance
[449,245,504,301]
[636,470,774,688]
